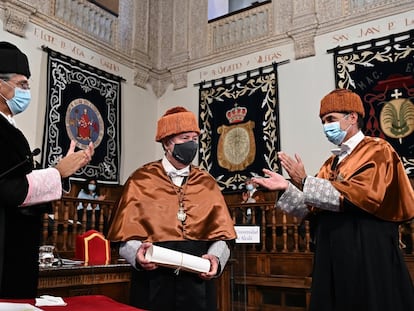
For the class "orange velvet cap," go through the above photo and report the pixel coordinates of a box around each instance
[320,88,365,118]
[155,106,200,142]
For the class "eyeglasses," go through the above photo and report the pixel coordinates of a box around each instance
[7,79,30,90]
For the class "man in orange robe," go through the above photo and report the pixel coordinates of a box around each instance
[108,107,236,311]
[253,89,414,311]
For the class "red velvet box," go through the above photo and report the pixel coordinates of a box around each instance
[75,230,111,265]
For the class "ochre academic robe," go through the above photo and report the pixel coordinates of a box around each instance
[308,136,414,311]
[318,136,414,221]
[108,160,236,243]
[108,160,236,311]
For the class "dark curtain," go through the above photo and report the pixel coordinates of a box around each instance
[41,48,122,184]
[332,30,414,176]
[198,64,281,192]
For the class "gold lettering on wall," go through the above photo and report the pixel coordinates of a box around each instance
[330,13,413,44]
[33,27,120,73]
[198,49,284,80]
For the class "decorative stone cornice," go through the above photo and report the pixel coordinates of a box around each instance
[289,31,317,59]
[287,22,318,59]
[2,0,36,37]
[133,64,150,90]
[286,0,318,59]
[148,70,171,99]
[170,67,188,91]
[168,51,189,90]
[150,79,170,98]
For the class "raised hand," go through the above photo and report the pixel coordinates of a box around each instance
[252,169,289,191]
[278,152,306,188]
[54,141,94,178]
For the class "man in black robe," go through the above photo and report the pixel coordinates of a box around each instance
[0,41,94,298]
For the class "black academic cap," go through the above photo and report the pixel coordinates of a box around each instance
[0,42,31,78]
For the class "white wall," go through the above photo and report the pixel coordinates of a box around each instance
[2,9,412,184]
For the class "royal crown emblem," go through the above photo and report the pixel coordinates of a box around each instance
[226,105,247,124]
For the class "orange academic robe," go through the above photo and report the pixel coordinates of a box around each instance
[107,160,236,311]
[308,136,414,311]
[108,160,236,243]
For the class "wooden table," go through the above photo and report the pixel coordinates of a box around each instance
[38,262,133,304]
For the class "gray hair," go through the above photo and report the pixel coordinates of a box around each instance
[0,73,15,81]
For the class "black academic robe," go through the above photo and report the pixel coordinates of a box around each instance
[0,116,47,298]
[129,240,217,311]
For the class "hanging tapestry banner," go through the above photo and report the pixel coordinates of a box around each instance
[198,64,281,192]
[332,30,414,176]
[41,48,122,184]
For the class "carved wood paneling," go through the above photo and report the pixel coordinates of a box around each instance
[38,270,131,288]
[38,264,132,304]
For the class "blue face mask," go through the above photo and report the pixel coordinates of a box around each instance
[1,82,31,115]
[323,121,348,145]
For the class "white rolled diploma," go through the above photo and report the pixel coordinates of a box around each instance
[145,244,211,273]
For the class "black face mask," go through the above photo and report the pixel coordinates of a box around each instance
[172,141,198,165]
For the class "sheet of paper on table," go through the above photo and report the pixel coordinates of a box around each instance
[0,302,43,311]
[60,258,84,265]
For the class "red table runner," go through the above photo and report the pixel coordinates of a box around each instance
[0,295,146,311]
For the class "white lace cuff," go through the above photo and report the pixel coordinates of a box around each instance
[276,182,309,218]
[21,168,62,206]
[303,176,340,212]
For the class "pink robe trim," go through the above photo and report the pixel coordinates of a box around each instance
[21,168,62,206]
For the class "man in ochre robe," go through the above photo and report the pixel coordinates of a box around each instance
[253,89,414,311]
[0,42,94,298]
[108,107,236,311]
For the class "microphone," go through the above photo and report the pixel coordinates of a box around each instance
[0,148,41,179]
[32,148,41,157]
